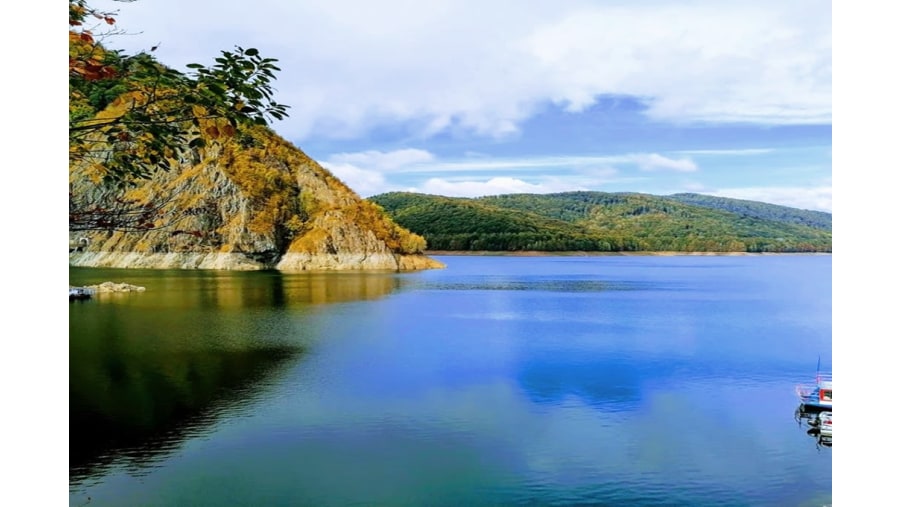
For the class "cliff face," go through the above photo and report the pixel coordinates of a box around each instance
[69,125,444,272]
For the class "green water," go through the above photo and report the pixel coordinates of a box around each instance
[69,267,407,480]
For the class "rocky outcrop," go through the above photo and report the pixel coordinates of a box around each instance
[84,282,146,292]
[69,125,445,272]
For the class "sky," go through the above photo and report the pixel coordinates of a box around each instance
[3,2,894,502]
[84,0,833,211]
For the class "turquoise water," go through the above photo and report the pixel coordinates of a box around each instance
[69,255,832,506]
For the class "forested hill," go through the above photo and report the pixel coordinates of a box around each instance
[666,193,831,230]
[368,191,832,253]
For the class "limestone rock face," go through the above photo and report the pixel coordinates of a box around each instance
[69,126,444,272]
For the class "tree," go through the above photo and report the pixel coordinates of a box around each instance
[69,0,290,231]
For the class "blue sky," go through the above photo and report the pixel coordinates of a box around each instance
[86,0,832,211]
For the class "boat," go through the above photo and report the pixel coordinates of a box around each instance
[69,287,93,301]
[795,368,831,414]
[794,363,832,448]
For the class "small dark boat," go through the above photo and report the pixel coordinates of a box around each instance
[69,287,93,301]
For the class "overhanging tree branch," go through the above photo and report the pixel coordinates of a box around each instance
[69,0,290,232]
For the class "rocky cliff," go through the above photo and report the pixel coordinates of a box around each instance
[69,124,444,272]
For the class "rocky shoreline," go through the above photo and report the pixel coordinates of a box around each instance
[71,281,147,293]
[69,251,445,271]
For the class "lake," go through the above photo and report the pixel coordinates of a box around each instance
[69,254,832,506]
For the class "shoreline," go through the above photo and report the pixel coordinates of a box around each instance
[425,250,831,257]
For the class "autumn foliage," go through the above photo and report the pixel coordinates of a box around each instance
[69,0,289,231]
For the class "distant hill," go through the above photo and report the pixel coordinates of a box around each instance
[368,191,831,253]
[666,193,831,230]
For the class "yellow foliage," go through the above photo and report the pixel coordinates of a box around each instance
[70,111,435,265]
[288,228,329,253]
[284,215,305,236]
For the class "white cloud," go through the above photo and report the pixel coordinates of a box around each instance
[319,162,386,197]
[562,2,830,126]
[322,149,435,196]
[676,149,775,156]
[322,148,706,196]
[325,150,693,174]
[91,0,831,142]
[420,177,584,198]
[710,186,832,213]
[327,149,434,171]
[317,149,834,214]
[632,154,698,172]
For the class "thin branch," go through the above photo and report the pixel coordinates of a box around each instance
[69,191,181,232]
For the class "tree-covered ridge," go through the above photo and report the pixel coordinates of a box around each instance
[665,193,832,230]
[368,191,832,253]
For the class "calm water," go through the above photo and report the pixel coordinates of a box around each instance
[69,255,832,506]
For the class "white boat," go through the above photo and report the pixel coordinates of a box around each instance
[796,371,832,414]
[817,411,832,437]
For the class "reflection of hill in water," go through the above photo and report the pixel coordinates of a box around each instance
[414,277,648,293]
[70,268,405,309]
[69,269,403,484]
[69,345,301,483]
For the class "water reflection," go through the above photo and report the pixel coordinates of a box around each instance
[68,257,832,506]
[794,406,833,450]
[518,357,646,411]
[70,346,299,482]
[415,277,650,293]
[69,268,406,485]
[69,268,406,309]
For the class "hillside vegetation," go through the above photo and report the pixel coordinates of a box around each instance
[69,120,445,270]
[666,193,831,230]
[368,191,831,253]
[69,2,443,271]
